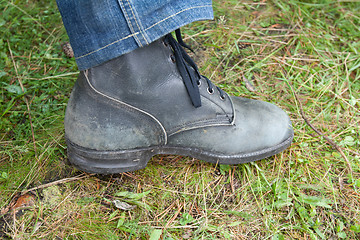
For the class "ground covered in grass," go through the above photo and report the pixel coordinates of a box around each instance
[1,0,359,239]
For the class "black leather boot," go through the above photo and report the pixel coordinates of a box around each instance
[65,30,293,174]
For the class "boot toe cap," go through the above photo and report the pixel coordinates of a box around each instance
[167,96,293,162]
[231,96,293,152]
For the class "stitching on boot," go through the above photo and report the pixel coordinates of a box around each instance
[168,121,236,137]
[167,93,236,136]
[199,92,235,122]
[227,94,236,125]
[83,69,168,145]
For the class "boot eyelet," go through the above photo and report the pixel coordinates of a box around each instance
[170,54,176,63]
[220,95,226,101]
[207,88,214,95]
[197,81,201,87]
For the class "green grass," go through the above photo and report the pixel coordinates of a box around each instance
[1,0,360,239]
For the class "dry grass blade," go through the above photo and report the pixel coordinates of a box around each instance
[287,80,353,174]
[21,173,93,194]
[7,40,37,156]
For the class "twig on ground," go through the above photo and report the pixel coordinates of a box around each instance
[165,200,183,229]
[287,81,353,173]
[348,149,360,157]
[21,173,94,194]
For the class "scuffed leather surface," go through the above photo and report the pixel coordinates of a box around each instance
[65,72,165,151]
[89,39,234,135]
[167,97,293,154]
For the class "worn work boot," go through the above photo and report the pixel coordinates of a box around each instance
[65,30,293,174]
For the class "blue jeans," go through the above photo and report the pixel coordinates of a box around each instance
[56,0,213,70]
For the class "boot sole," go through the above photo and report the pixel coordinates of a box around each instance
[66,133,293,174]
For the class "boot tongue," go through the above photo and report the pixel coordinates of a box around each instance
[165,30,203,108]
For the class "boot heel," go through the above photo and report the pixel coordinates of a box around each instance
[66,140,154,174]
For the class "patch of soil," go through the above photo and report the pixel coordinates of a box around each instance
[0,192,37,239]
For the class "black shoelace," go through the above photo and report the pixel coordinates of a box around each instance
[165,29,226,108]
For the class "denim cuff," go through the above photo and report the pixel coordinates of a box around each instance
[57,0,213,70]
